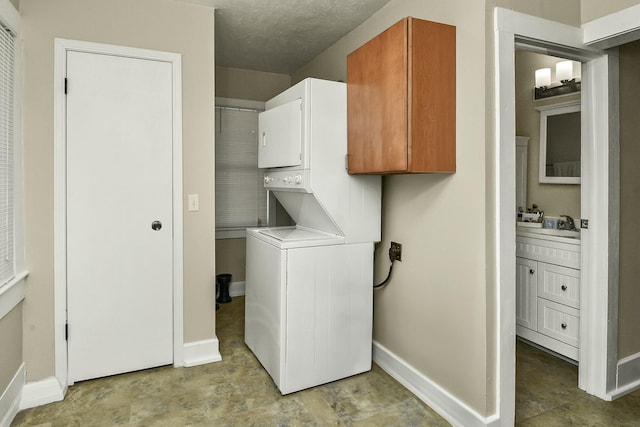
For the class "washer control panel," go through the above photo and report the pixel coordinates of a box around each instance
[263,170,311,192]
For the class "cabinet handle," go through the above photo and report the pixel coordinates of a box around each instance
[529,269,535,274]
[561,322,567,329]
[561,285,567,291]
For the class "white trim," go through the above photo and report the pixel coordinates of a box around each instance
[19,376,64,410]
[229,280,246,297]
[617,351,640,391]
[493,18,517,425]
[583,4,640,49]
[496,9,585,49]
[494,6,616,423]
[372,341,498,427]
[0,363,24,427]
[610,377,640,400]
[578,52,619,399]
[0,0,19,34]
[0,271,27,320]
[183,338,222,367]
[53,39,185,388]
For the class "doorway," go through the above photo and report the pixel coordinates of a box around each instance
[494,7,618,424]
[54,39,184,388]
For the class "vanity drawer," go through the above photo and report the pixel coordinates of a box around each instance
[537,263,580,308]
[537,299,579,347]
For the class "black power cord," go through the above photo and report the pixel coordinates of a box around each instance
[373,242,401,289]
[373,261,394,289]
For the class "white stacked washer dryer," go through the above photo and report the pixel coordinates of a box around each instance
[244,78,381,394]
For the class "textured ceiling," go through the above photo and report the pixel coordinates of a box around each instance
[212,0,392,74]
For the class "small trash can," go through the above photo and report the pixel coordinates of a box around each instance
[216,273,232,304]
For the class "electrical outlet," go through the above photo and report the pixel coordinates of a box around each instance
[389,242,402,262]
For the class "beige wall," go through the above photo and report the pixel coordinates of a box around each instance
[20,0,216,380]
[0,304,22,394]
[618,40,640,359]
[215,238,246,282]
[294,0,489,414]
[515,50,581,218]
[581,0,640,23]
[216,66,290,102]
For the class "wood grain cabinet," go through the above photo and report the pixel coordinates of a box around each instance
[346,17,456,174]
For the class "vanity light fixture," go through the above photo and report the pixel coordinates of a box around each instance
[534,60,580,100]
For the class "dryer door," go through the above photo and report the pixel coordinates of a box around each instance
[258,98,302,168]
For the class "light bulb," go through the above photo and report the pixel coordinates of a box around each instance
[535,68,551,88]
[556,61,573,83]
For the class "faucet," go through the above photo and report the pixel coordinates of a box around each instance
[559,214,577,231]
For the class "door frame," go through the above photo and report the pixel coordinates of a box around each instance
[494,8,618,424]
[53,38,184,391]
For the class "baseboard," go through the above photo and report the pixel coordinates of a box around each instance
[183,337,222,367]
[19,376,64,410]
[372,341,497,427]
[611,351,640,398]
[0,363,24,427]
[229,281,245,297]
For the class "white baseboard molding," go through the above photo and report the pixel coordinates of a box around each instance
[0,363,24,427]
[183,338,222,367]
[19,376,64,411]
[229,281,245,298]
[372,341,498,427]
[611,351,640,399]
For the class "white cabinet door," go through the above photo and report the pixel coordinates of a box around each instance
[258,99,302,168]
[516,257,538,329]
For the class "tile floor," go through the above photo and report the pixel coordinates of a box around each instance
[11,296,640,426]
[515,339,640,426]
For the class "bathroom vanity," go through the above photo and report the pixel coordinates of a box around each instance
[516,227,581,361]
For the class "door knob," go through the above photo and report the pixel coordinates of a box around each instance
[151,220,162,231]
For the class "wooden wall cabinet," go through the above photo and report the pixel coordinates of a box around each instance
[346,17,456,174]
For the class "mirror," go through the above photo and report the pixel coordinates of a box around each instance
[536,101,580,184]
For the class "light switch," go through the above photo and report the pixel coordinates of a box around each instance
[188,194,199,212]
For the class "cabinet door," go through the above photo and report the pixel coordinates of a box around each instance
[346,17,455,174]
[347,18,408,173]
[516,257,538,329]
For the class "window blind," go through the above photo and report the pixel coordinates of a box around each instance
[215,106,267,229]
[0,24,15,286]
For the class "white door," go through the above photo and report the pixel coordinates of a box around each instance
[66,51,174,382]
